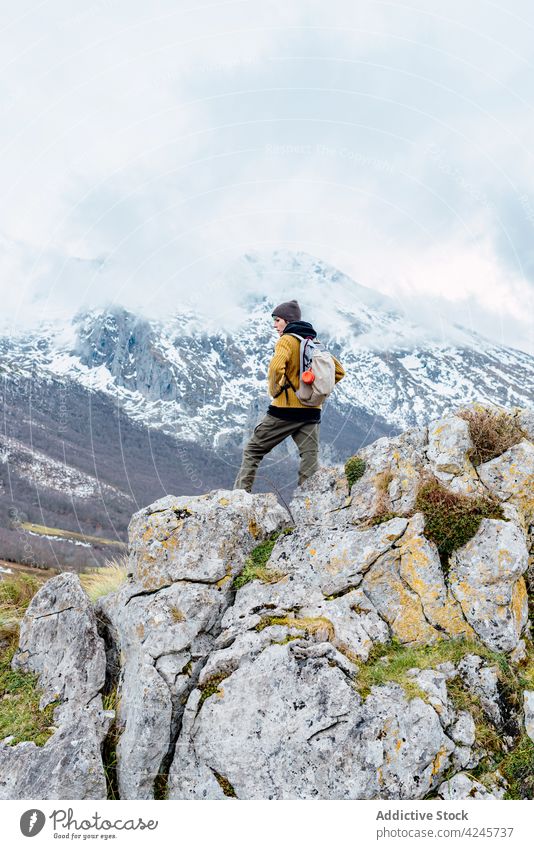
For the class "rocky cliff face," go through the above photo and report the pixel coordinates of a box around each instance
[1,403,533,800]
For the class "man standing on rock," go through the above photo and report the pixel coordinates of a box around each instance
[233,299,345,492]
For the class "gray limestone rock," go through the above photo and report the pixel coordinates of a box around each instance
[477,439,534,524]
[347,428,428,521]
[425,415,485,496]
[12,573,106,720]
[0,715,109,800]
[456,655,502,726]
[1,573,109,800]
[96,488,289,799]
[448,519,528,652]
[289,465,350,527]
[168,641,461,800]
[5,405,533,801]
[524,691,534,743]
[437,772,507,800]
[128,488,289,590]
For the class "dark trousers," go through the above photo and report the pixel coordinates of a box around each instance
[233,413,320,492]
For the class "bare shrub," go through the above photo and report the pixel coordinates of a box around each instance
[457,408,527,467]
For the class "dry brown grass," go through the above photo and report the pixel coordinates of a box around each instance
[0,573,41,643]
[170,606,185,623]
[457,407,527,467]
[79,556,128,602]
[366,467,395,524]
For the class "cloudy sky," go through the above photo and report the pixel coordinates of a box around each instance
[1,0,533,352]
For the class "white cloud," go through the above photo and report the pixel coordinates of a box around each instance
[0,0,533,354]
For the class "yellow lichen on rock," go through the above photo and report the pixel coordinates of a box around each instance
[324,551,350,576]
[398,529,474,640]
[511,577,527,630]
[431,745,449,776]
[363,563,437,643]
[248,519,260,539]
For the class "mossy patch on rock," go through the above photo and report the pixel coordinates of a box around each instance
[198,672,230,707]
[153,771,169,800]
[354,638,511,700]
[232,529,293,590]
[446,677,503,754]
[366,511,402,527]
[414,475,504,570]
[345,456,366,489]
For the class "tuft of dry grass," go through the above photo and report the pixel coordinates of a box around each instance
[170,606,185,623]
[0,573,41,643]
[371,467,395,522]
[79,556,128,602]
[255,614,335,642]
[457,407,527,467]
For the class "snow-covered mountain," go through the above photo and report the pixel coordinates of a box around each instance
[4,250,532,449]
[1,250,533,568]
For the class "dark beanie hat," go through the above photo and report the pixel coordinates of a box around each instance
[271,299,301,323]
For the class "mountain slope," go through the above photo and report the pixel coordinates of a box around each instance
[1,250,532,567]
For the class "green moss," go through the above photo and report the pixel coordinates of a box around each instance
[414,476,504,571]
[357,637,534,796]
[271,634,301,645]
[232,529,293,590]
[345,456,366,489]
[366,511,401,527]
[0,642,57,746]
[354,637,512,701]
[211,769,237,798]
[198,672,229,707]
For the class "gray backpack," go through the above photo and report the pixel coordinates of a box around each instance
[286,333,336,407]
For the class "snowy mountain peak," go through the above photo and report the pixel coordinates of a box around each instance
[1,251,532,458]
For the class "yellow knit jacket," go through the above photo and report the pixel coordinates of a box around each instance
[268,334,345,409]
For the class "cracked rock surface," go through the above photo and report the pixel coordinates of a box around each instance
[0,574,111,799]
[96,488,289,799]
[3,405,533,800]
